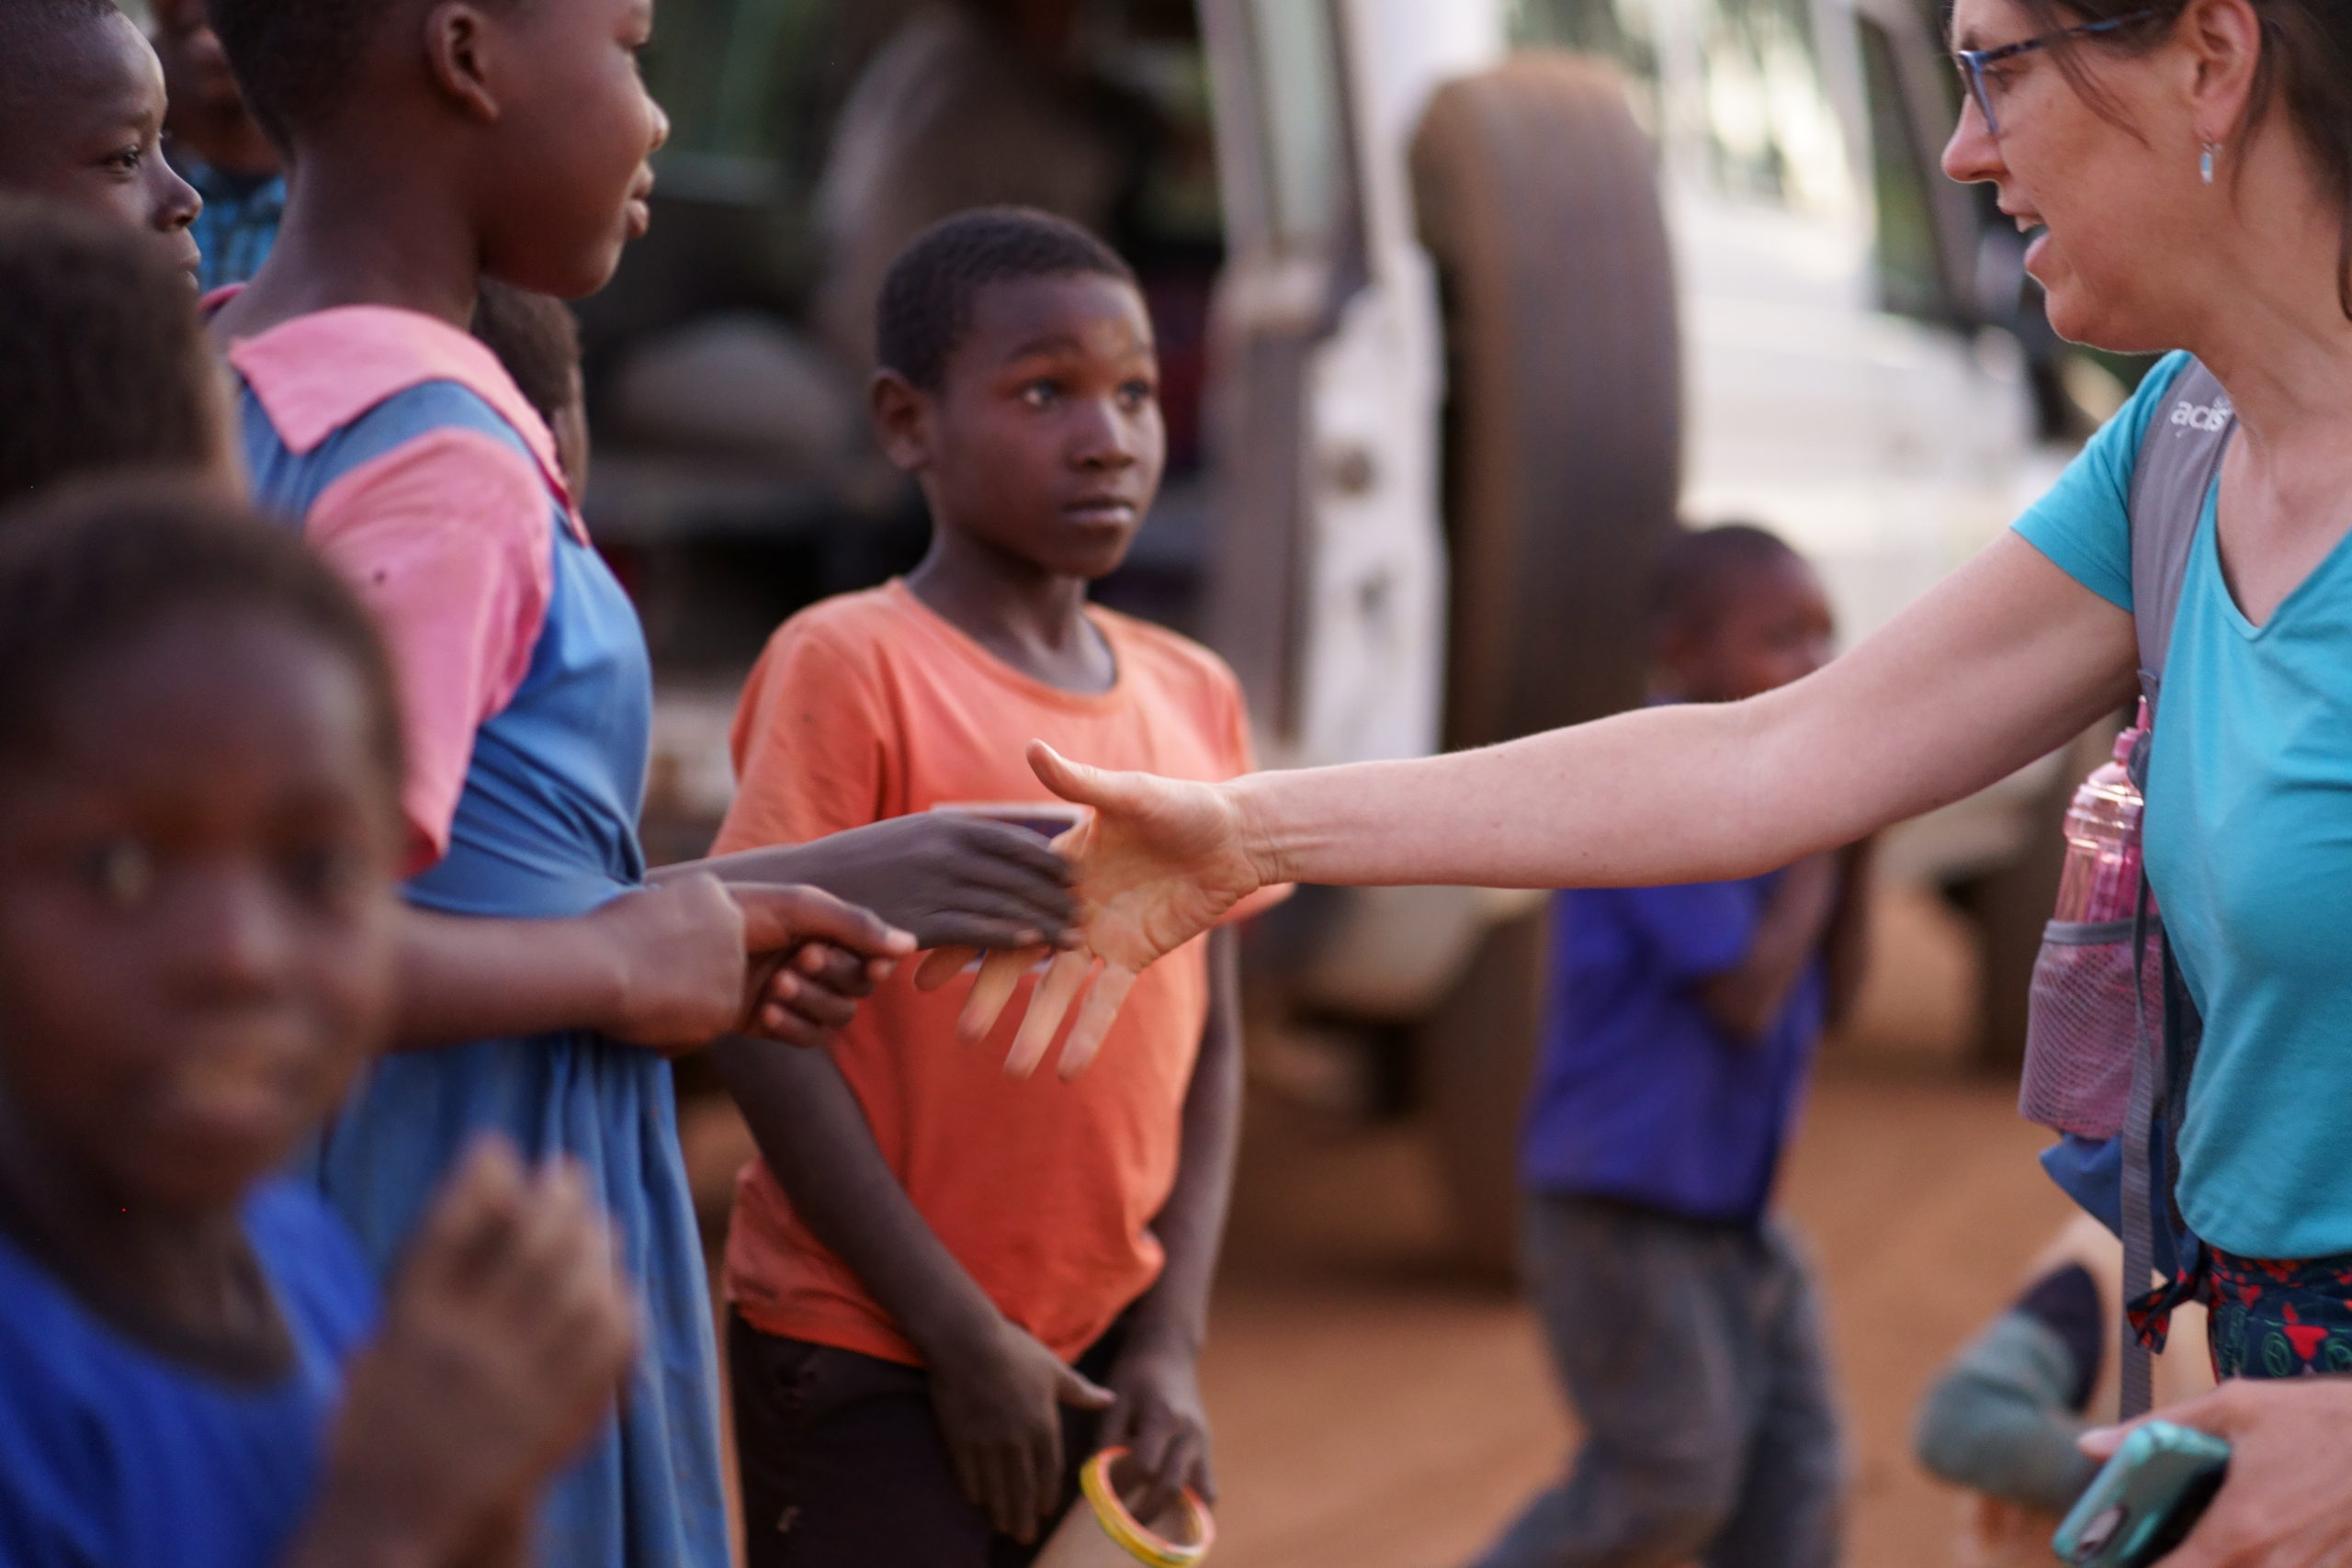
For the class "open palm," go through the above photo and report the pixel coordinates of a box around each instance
[918,742,1269,1078]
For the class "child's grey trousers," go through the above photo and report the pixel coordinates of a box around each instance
[1465,1194,1844,1568]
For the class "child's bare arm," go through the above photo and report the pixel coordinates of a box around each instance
[1100,928,1240,1519]
[662,813,1077,953]
[392,880,909,1055]
[1696,852,1843,1043]
[707,1037,1109,1544]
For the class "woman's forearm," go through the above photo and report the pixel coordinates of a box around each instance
[1237,535,2136,892]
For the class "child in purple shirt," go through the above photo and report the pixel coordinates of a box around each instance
[1466,524,1869,1568]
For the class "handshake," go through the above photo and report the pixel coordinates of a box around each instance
[634,741,1269,1081]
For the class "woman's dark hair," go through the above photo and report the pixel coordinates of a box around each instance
[0,482,404,801]
[469,280,582,429]
[876,207,1138,391]
[2007,0,2352,316]
[0,202,224,511]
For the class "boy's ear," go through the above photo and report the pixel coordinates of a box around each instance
[869,370,933,474]
[422,1,503,123]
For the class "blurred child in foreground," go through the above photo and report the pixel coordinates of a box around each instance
[0,0,201,282]
[0,490,636,1568]
[0,201,230,509]
[1465,524,1867,1568]
[713,207,1283,1567]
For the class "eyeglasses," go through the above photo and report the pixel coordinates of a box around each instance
[1952,8,2158,134]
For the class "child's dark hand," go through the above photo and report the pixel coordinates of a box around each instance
[774,813,1079,951]
[927,1314,1114,1543]
[1099,1341,1216,1525]
[740,940,883,1048]
[586,873,770,1053]
[300,1140,636,1565]
[591,876,912,1055]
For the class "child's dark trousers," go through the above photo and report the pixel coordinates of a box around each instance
[729,1311,1120,1568]
[1465,1194,1843,1568]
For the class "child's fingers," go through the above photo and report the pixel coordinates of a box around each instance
[1129,1421,1198,1525]
[1023,1423,1062,1543]
[916,946,978,991]
[1190,1448,1219,1506]
[486,1160,612,1324]
[1003,950,1093,1078]
[1055,964,1136,1080]
[792,942,876,1000]
[988,1444,1035,1542]
[957,948,1036,1043]
[405,1134,530,1295]
[729,883,915,960]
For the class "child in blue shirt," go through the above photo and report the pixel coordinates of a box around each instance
[0,490,639,1568]
[1465,524,1867,1568]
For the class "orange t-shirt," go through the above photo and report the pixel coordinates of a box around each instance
[715,581,1269,1365]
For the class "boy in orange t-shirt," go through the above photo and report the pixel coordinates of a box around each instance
[714,209,1278,1568]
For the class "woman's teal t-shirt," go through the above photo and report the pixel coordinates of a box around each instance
[2017,352,2352,1261]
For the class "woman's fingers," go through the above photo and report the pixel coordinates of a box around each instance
[1003,949,1094,1077]
[959,948,1038,1043]
[916,946,978,990]
[1056,964,1136,1080]
[1028,740,1146,816]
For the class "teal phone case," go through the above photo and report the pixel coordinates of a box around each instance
[2052,1421,2231,1568]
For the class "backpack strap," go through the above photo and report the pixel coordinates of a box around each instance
[2115,357,2233,1418]
[2126,359,2234,716]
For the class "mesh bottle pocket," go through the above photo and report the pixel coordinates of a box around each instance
[2020,919,2162,1139]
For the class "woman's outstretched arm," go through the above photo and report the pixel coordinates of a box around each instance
[1233,535,2134,889]
[1018,535,2136,1077]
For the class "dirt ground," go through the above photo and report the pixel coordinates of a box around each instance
[1200,1067,2074,1568]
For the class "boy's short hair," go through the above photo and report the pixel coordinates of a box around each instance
[876,207,1137,391]
[0,0,120,121]
[1651,522,1803,637]
[202,0,427,145]
[0,201,222,510]
[470,280,582,429]
[0,480,404,795]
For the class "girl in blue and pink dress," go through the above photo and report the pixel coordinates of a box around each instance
[200,0,915,1562]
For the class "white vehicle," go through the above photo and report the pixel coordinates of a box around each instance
[594,0,2086,1265]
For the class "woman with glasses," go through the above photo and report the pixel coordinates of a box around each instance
[999,0,2352,1557]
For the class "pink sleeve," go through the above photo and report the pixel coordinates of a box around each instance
[307,427,552,871]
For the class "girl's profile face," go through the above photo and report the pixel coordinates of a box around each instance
[0,12,202,286]
[478,0,670,299]
[0,614,401,1214]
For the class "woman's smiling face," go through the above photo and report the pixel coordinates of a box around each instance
[1939,0,2211,351]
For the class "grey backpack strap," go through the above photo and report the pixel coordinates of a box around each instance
[2126,359,2234,713]
[2115,358,2233,1418]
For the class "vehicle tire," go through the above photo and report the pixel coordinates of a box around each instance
[1419,908,1553,1281]
[1408,54,1681,1277]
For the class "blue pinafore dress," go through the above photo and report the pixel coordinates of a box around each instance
[237,373,729,1568]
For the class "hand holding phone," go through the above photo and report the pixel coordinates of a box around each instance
[2054,1420,2231,1567]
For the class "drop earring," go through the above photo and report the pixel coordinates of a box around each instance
[2200,141,2220,184]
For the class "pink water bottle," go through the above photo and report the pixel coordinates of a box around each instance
[2052,703,2149,923]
